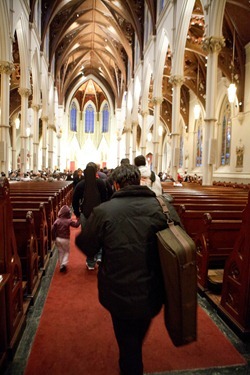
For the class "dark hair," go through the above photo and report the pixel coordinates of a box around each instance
[111,165,141,188]
[86,162,97,172]
[120,158,130,165]
[134,155,146,167]
[83,165,101,218]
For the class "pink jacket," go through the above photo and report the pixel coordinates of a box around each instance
[52,205,80,240]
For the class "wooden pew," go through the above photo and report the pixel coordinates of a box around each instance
[12,203,49,270]
[219,190,250,338]
[195,212,242,290]
[10,191,60,218]
[9,180,73,209]
[11,197,55,251]
[179,209,243,240]
[0,178,25,361]
[12,210,41,297]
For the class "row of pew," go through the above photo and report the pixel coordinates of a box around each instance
[162,181,250,339]
[0,178,73,371]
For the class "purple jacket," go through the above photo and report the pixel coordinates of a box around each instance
[52,205,80,240]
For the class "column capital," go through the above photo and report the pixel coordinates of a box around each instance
[132,121,138,128]
[152,97,163,105]
[18,87,31,97]
[48,123,56,131]
[0,61,15,75]
[140,110,148,117]
[41,116,49,122]
[32,103,41,112]
[202,36,225,54]
[169,75,184,87]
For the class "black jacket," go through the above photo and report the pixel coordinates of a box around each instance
[72,177,113,218]
[76,185,170,319]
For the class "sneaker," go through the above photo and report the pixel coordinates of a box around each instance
[96,258,102,265]
[60,265,67,273]
[86,262,95,271]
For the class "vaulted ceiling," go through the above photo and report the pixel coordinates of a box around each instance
[26,0,250,126]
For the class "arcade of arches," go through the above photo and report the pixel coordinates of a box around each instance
[0,0,250,185]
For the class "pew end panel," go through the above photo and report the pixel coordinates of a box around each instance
[13,210,40,298]
[0,178,25,357]
[219,193,250,338]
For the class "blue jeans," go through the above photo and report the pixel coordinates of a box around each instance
[80,213,102,266]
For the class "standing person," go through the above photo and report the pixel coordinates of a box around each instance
[72,162,112,269]
[52,205,80,273]
[75,164,176,375]
[73,168,84,188]
[134,155,163,196]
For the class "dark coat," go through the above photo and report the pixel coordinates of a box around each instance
[72,177,112,218]
[75,185,170,319]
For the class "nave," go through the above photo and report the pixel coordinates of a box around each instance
[4,238,250,375]
[1,175,250,374]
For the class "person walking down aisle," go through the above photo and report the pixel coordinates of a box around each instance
[134,155,163,196]
[72,162,113,270]
[52,205,80,272]
[75,164,178,375]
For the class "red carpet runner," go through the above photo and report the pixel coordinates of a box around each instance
[24,226,247,375]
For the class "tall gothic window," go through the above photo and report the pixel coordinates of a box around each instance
[196,119,203,167]
[221,101,232,165]
[70,101,77,132]
[85,103,94,133]
[159,0,165,13]
[102,103,109,133]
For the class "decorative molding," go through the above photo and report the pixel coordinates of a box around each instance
[169,75,184,86]
[0,61,15,75]
[32,104,41,111]
[48,124,56,131]
[202,36,225,53]
[18,87,31,97]
[152,97,163,105]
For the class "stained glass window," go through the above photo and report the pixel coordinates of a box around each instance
[85,103,94,133]
[70,102,77,132]
[102,103,109,133]
[221,102,231,165]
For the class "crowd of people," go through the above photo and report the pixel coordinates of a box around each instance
[3,157,184,375]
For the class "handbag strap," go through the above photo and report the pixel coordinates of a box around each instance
[156,196,173,224]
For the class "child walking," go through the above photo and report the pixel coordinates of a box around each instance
[52,205,80,272]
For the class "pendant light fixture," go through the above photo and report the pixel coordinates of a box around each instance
[227,27,237,103]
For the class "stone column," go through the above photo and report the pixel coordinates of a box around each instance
[47,124,55,171]
[18,87,31,174]
[202,36,225,185]
[11,120,17,171]
[131,121,138,162]
[140,111,148,156]
[152,97,163,174]
[32,104,40,173]
[0,61,14,175]
[56,130,62,170]
[124,125,131,160]
[169,75,184,180]
[41,116,48,170]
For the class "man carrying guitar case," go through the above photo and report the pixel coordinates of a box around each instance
[156,195,197,347]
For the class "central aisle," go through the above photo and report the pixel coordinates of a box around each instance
[23,226,247,375]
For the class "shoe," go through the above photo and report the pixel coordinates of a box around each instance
[96,258,102,265]
[86,262,95,270]
[60,265,67,273]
